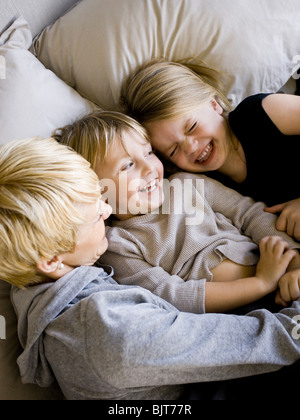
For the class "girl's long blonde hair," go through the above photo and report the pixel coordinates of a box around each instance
[0,137,100,288]
[120,59,232,123]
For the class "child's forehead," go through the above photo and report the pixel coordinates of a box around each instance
[117,128,150,151]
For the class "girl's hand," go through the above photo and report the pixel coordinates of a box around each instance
[265,198,300,241]
[256,236,297,292]
[276,269,300,306]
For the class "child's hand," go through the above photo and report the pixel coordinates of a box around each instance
[275,268,300,307]
[286,249,300,272]
[256,236,297,293]
[265,198,300,241]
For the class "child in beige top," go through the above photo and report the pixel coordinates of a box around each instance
[55,111,300,313]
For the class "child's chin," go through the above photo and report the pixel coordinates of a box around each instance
[148,192,164,213]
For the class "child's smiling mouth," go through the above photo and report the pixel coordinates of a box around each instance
[195,141,214,164]
[139,178,159,193]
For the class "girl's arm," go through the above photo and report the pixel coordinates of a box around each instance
[205,236,296,313]
[262,93,300,135]
[201,173,300,251]
[205,277,269,313]
[262,94,300,240]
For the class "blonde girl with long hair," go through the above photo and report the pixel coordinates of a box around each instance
[120,59,300,241]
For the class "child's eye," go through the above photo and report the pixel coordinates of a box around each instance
[145,149,154,157]
[169,145,178,158]
[187,122,197,134]
[120,162,133,171]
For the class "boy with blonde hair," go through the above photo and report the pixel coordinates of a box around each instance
[56,111,300,313]
[0,137,110,288]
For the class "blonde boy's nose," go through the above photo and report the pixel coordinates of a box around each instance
[99,199,113,220]
[103,202,113,220]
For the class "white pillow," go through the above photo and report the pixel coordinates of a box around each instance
[0,16,96,145]
[33,0,300,110]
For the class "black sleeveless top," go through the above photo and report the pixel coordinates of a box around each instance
[211,93,300,206]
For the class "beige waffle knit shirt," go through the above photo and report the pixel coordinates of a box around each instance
[101,173,299,313]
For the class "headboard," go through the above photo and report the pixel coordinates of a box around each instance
[0,0,79,37]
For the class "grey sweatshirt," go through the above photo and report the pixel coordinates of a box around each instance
[101,173,300,313]
[11,265,300,400]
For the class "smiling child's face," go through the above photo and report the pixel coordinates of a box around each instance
[95,130,164,220]
[145,99,231,174]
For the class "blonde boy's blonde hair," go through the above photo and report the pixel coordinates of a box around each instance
[120,59,232,123]
[0,137,100,288]
[54,110,149,171]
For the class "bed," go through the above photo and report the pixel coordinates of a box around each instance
[0,0,299,400]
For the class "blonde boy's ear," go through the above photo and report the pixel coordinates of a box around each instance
[37,256,62,274]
